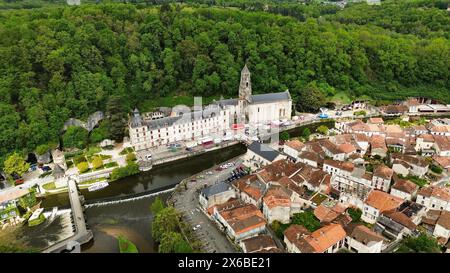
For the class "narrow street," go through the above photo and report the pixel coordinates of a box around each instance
[171,157,244,253]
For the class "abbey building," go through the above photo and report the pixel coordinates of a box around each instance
[129,65,292,151]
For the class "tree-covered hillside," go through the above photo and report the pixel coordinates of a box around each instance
[0,1,448,166]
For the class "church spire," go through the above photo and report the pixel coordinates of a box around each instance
[239,63,252,103]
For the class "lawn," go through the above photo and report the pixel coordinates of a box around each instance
[104,162,119,168]
[406,175,428,187]
[99,154,112,160]
[79,178,107,185]
[117,235,139,253]
[310,192,328,206]
[42,182,56,190]
[86,146,102,157]
[119,147,134,155]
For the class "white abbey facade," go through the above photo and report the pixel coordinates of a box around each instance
[129,65,292,151]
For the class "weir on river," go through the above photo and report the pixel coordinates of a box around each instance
[42,177,93,253]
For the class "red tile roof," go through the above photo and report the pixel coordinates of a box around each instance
[373,165,394,180]
[365,190,403,213]
[263,186,291,209]
[285,139,305,152]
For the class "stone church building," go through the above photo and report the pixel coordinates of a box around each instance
[129,65,292,151]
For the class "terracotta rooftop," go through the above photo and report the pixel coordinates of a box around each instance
[436,211,450,230]
[368,117,384,124]
[241,235,280,253]
[219,204,266,235]
[339,143,356,154]
[370,135,387,150]
[314,202,347,223]
[354,133,370,142]
[263,185,291,209]
[344,223,385,245]
[418,134,434,142]
[429,125,450,133]
[383,210,417,230]
[384,124,403,134]
[233,174,265,201]
[365,190,403,213]
[324,159,355,172]
[433,155,450,168]
[318,139,343,155]
[209,198,244,215]
[277,176,306,197]
[412,125,427,132]
[433,135,450,151]
[373,165,394,180]
[257,160,304,183]
[283,225,314,253]
[391,179,418,194]
[285,139,305,152]
[304,223,347,253]
[298,151,323,164]
[418,186,450,202]
[392,154,429,168]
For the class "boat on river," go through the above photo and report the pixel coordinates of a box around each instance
[88,181,109,192]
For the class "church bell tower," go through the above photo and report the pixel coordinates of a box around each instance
[237,64,251,124]
[239,64,252,103]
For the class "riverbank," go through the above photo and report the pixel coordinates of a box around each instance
[39,142,244,198]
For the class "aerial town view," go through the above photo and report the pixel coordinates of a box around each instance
[0,0,449,261]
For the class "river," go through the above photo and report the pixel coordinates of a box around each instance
[16,120,336,252]
[25,144,246,253]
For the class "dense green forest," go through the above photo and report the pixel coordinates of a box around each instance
[0,0,448,166]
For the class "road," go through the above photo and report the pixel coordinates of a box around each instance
[171,157,244,253]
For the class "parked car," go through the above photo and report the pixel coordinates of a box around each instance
[42,166,52,172]
[14,179,24,186]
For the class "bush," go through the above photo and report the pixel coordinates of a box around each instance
[92,156,103,170]
[280,131,290,141]
[126,153,137,162]
[158,232,192,253]
[110,162,140,181]
[63,126,89,149]
[73,155,87,165]
[77,162,89,173]
[430,164,443,174]
[270,220,290,239]
[35,144,49,156]
[291,211,321,232]
[151,206,181,242]
[354,110,367,116]
[86,146,102,157]
[90,122,110,143]
[347,208,362,222]
[150,197,165,215]
[104,162,119,168]
[316,125,329,135]
[396,233,441,253]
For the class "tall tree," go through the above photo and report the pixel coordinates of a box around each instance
[151,206,180,242]
[3,153,30,177]
[106,95,126,141]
